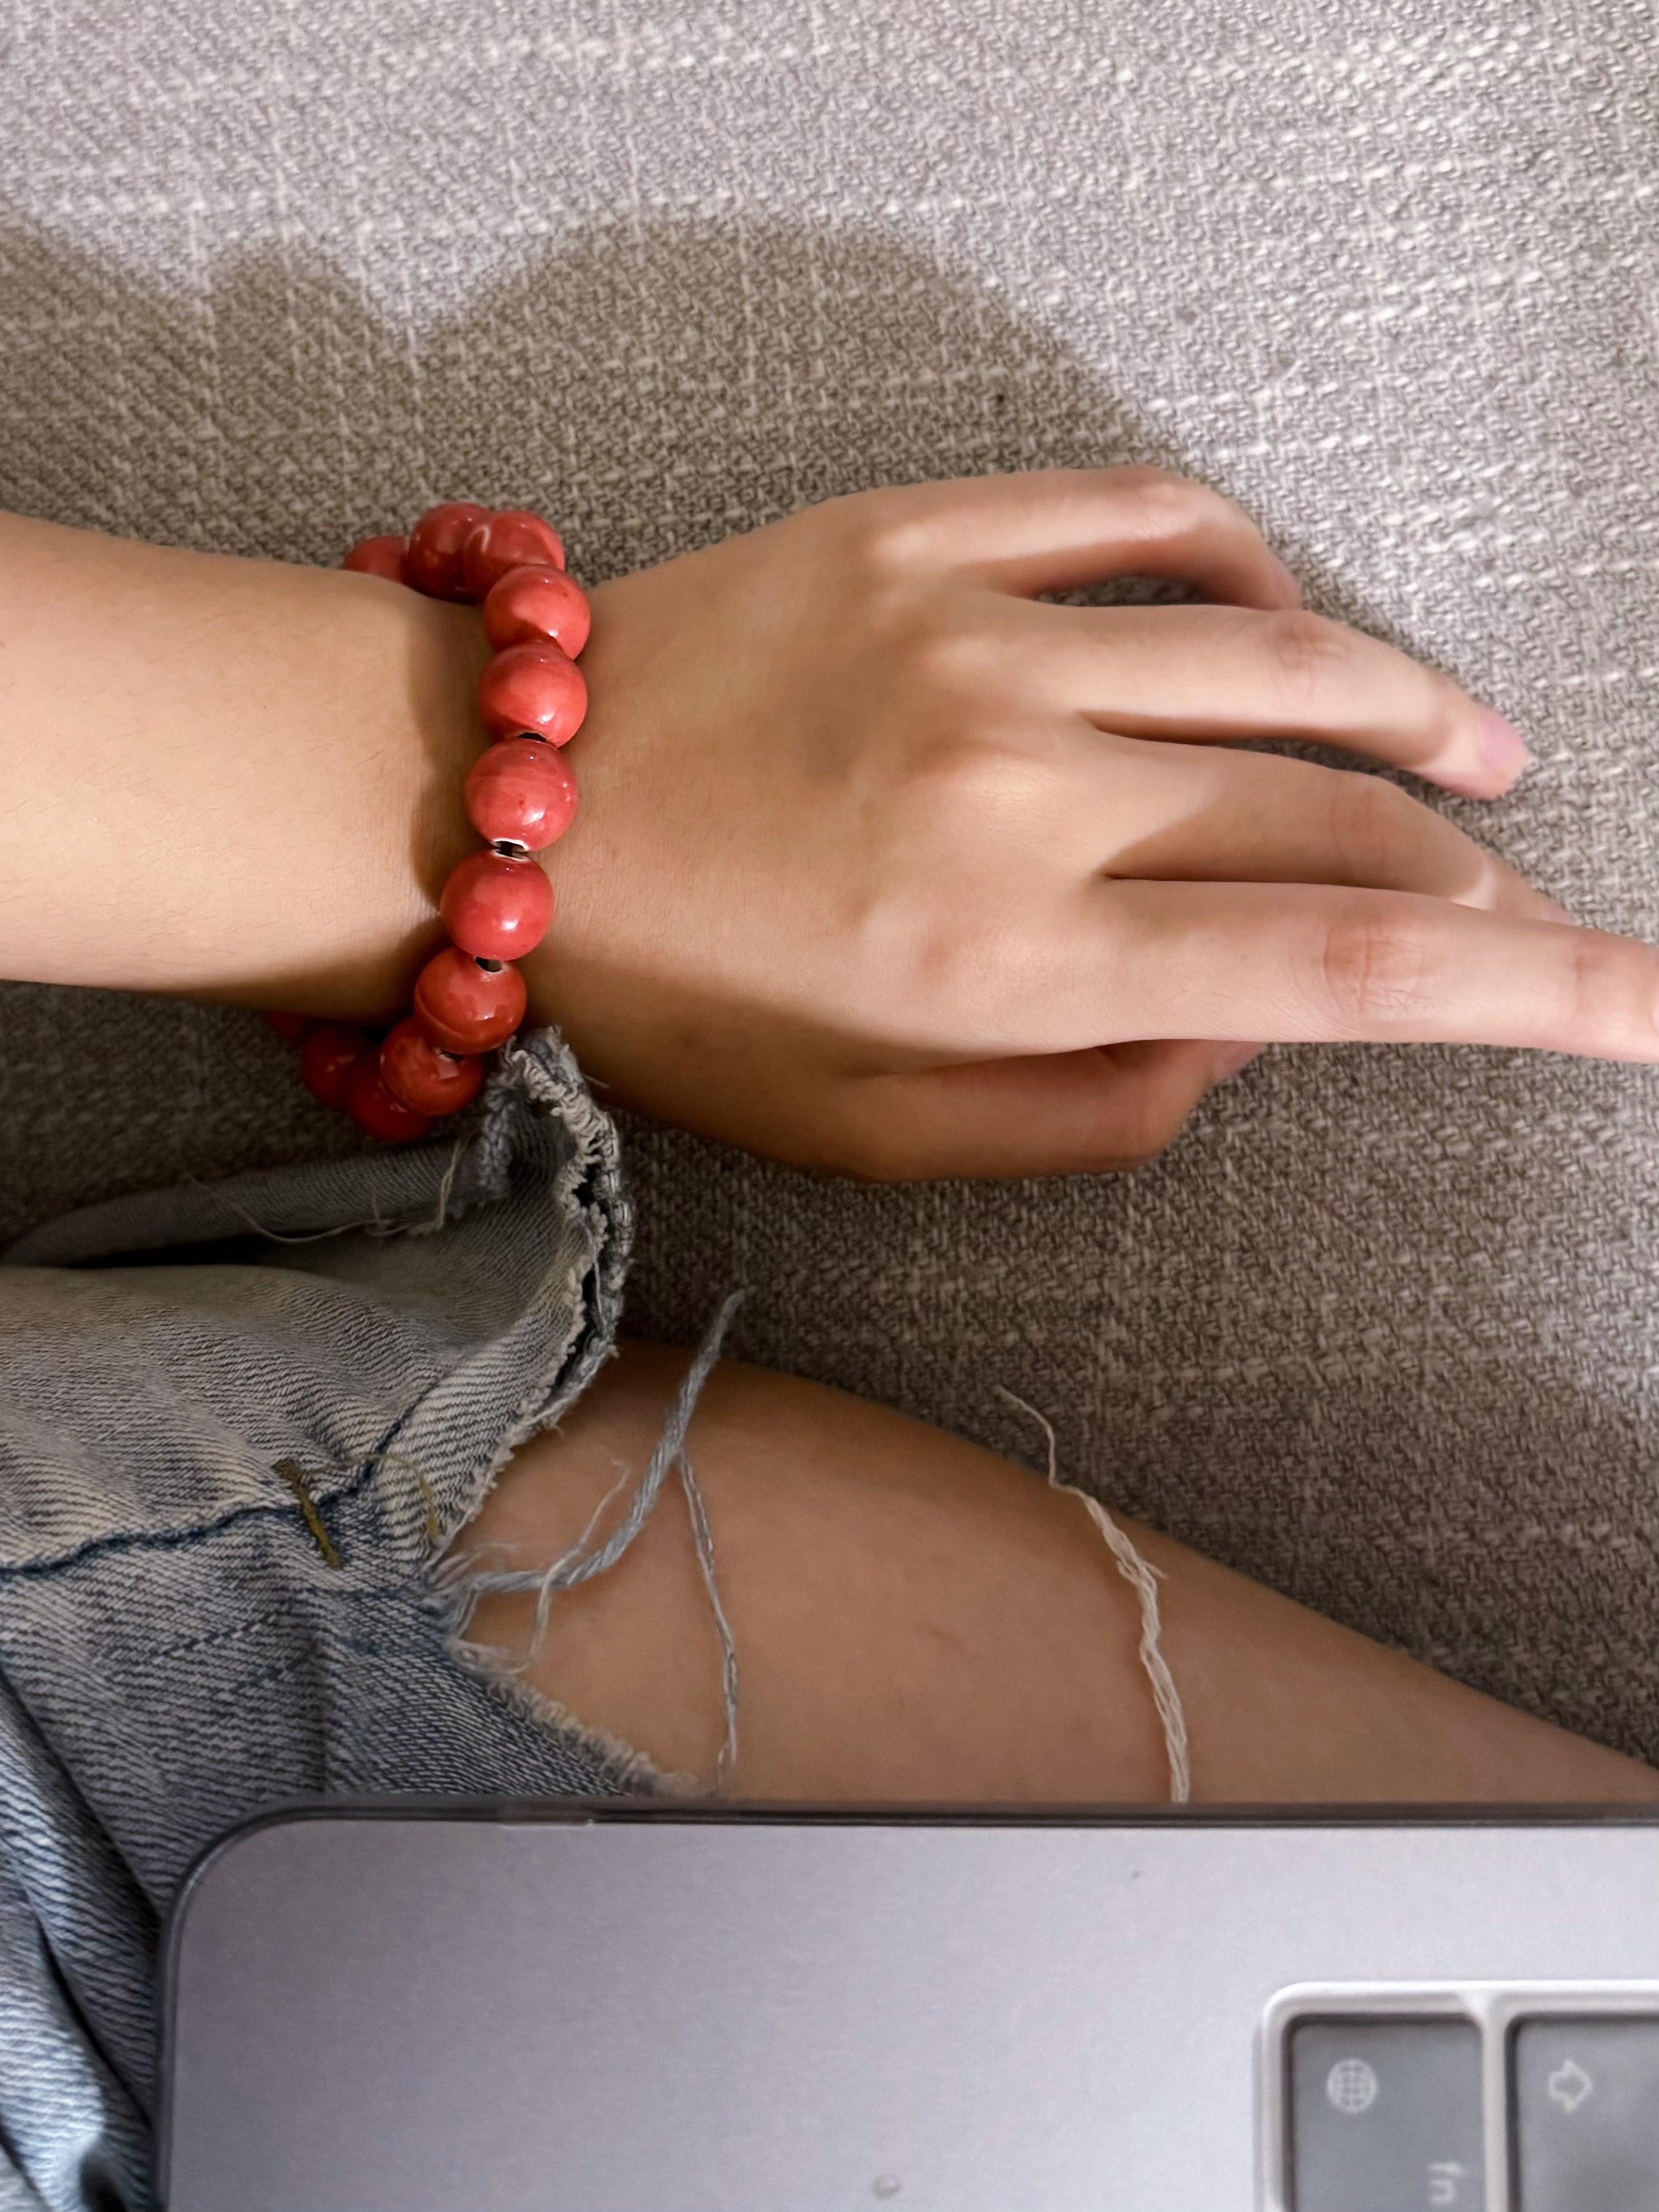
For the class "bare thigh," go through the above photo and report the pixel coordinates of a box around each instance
[460,1340,1659,1806]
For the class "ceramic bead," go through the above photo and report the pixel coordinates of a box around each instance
[461,509,567,598]
[379,1017,486,1118]
[413,947,527,1054]
[288,509,584,1130]
[341,534,408,581]
[482,564,591,658]
[464,736,578,851]
[346,1055,435,1142]
[439,850,553,961]
[404,501,491,599]
[478,641,587,744]
[299,1024,369,1112]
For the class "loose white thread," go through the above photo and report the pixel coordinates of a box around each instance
[996,1387,1192,1805]
[418,1135,469,1235]
[678,1449,742,1788]
[182,1182,392,1243]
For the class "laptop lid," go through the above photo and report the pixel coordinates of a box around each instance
[161,1799,1659,2211]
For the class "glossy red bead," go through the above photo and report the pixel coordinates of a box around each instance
[299,1024,371,1112]
[461,509,567,598]
[439,850,554,961]
[478,641,587,745]
[263,1009,314,1044]
[341,534,408,582]
[413,947,527,1054]
[346,1055,435,1143]
[404,501,491,600]
[482,564,591,658]
[380,1017,488,1118]
[464,737,578,852]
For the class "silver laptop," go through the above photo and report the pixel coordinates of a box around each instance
[160,1798,1659,2210]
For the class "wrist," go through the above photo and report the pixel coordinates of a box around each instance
[260,577,493,1024]
[517,575,658,1061]
[258,501,601,1142]
[0,512,495,1017]
[207,568,493,1023]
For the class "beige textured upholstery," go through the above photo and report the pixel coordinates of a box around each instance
[2,0,1655,1754]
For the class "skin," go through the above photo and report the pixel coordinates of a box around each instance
[3,470,1657,1183]
[462,1341,1659,1805]
[1,468,1655,1798]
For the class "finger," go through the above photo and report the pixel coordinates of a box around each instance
[1050,880,1659,1059]
[866,465,1304,610]
[1016,598,1531,799]
[1087,738,1565,921]
[834,1040,1258,1182]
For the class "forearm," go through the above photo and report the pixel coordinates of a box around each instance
[0,510,491,1018]
[9,469,1657,1186]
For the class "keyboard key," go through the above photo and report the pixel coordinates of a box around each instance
[1512,2016,1659,2209]
[1287,2018,1484,2211]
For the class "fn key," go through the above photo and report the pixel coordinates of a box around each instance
[1287,2018,1483,2210]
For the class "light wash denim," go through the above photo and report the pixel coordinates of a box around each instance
[0,1030,665,2212]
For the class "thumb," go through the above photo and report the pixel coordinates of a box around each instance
[835,1039,1262,1181]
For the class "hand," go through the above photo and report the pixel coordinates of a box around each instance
[525,465,1658,1179]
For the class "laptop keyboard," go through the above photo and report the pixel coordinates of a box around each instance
[1272,1993,1659,2210]
[1511,2018,1659,2207]
[1288,2019,1484,2209]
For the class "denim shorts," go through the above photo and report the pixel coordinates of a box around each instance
[0,1030,678,2212]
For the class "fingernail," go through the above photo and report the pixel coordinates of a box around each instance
[1477,707,1534,780]
[1272,557,1303,605]
[1539,899,1574,924]
[1212,1042,1263,1081]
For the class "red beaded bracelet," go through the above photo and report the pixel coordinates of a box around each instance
[262,501,590,1144]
